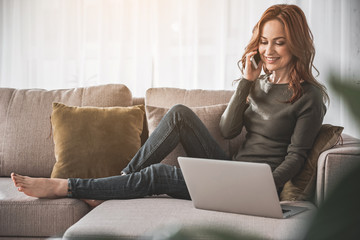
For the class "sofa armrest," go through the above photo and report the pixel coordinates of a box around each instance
[315,134,360,206]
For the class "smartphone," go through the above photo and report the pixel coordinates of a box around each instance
[250,51,261,69]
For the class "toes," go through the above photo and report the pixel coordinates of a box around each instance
[11,172,16,181]
[11,174,19,186]
[15,182,24,188]
[14,178,24,186]
[12,175,26,188]
[13,174,26,184]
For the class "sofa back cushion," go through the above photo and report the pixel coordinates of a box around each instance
[0,84,133,177]
[145,88,245,167]
[145,88,235,108]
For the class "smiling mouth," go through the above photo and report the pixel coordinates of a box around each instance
[265,56,279,63]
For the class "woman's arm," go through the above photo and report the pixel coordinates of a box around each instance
[219,78,254,139]
[272,87,326,189]
[220,50,262,139]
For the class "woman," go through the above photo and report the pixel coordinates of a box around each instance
[11,4,328,205]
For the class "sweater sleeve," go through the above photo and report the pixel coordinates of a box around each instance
[219,78,254,139]
[272,88,326,189]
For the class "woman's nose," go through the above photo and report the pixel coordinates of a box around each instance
[265,43,275,55]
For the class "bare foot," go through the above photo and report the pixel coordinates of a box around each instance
[82,199,105,208]
[11,173,68,199]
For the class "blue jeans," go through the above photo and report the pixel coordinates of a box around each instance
[67,104,230,200]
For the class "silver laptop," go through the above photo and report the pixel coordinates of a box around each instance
[178,157,307,219]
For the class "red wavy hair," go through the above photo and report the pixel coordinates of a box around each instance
[239,4,329,104]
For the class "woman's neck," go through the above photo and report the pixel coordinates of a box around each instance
[269,71,289,84]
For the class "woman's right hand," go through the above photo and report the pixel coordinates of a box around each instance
[243,51,263,81]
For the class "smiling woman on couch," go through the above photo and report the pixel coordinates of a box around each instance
[11,4,329,206]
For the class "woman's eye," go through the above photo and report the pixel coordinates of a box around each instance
[260,41,268,45]
[276,42,285,45]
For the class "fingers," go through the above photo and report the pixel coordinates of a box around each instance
[244,51,262,81]
[246,51,258,63]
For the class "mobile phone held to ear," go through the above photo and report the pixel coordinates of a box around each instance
[250,51,261,69]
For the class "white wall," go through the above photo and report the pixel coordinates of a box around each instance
[0,0,359,138]
[311,0,360,138]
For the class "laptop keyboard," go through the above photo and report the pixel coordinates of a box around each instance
[282,209,291,214]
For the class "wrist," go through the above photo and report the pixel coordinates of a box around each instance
[237,77,255,91]
[242,76,257,82]
[243,74,257,81]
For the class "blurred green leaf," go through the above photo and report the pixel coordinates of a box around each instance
[304,74,360,240]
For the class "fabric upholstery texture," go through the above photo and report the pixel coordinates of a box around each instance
[51,103,145,179]
[0,238,53,240]
[280,124,344,201]
[146,104,228,167]
[316,134,360,205]
[0,84,133,177]
[2,84,360,240]
[0,238,54,240]
[0,178,90,237]
[145,88,235,108]
[63,198,316,240]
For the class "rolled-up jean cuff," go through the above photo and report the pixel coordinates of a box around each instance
[67,179,74,198]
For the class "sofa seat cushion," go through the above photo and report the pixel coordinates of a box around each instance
[0,178,90,238]
[63,197,316,240]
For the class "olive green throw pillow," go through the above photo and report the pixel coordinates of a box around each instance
[280,124,343,201]
[50,103,145,179]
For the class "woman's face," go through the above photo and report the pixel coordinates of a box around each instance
[258,19,293,76]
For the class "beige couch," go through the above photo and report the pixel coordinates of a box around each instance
[0,84,359,240]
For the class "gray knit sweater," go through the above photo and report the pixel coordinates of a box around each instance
[219,75,326,189]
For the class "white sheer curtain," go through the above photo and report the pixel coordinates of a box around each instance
[1,0,359,137]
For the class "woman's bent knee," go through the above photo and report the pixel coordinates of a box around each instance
[169,104,190,113]
[168,104,195,120]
